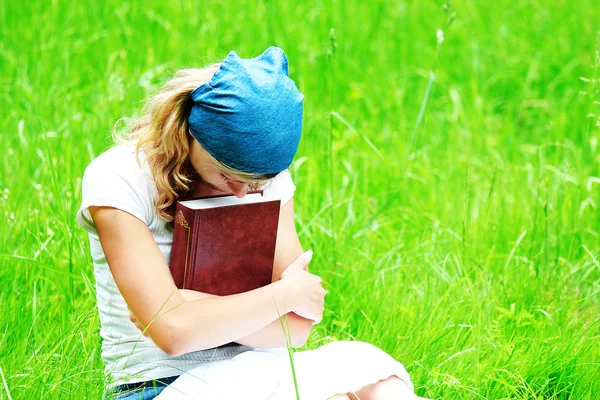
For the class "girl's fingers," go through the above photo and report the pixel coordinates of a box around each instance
[135,320,149,336]
[288,250,313,272]
[129,310,148,336]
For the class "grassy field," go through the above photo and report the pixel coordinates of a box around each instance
[1,0,599,398]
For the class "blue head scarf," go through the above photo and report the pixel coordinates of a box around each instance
[188,46,304,175]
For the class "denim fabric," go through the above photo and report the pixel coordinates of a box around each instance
[104,375,179,400]
[111,386,165,400]
[188,46,304,174]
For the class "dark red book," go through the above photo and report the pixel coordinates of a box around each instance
[170,191,281,296]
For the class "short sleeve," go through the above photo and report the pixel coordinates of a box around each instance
[76,148,152,236]
[262,169,296,207]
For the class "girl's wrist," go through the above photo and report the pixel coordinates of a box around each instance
[269,279,296,316]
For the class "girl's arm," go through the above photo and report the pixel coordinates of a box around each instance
[90,204,324,357]
[134,288,313,348]
[129,199,317,348]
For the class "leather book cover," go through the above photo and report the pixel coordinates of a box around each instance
[170,192,281,296]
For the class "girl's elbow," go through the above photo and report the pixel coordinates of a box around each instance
[148,317,190,357]
[150,338,178,356]
[292,328,311,347]
[290,319,313,348]
[291,335,308,348]
[155,332,187,357]
[161,342,186,357]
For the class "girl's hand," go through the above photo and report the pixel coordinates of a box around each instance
[129,309,149,336]
[280,250,326,324]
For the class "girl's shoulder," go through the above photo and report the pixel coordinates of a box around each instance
[84,144,152,185]
[77,145,156,235]
[86,144,143,171]
[262,169,296,207]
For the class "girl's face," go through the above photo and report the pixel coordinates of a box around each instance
[188,137,250,198]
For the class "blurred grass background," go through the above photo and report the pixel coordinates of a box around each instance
[1,0,599,398]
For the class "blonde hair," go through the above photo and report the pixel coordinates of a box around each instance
[114,65,276,222]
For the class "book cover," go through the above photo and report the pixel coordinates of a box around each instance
[170,191,281,296]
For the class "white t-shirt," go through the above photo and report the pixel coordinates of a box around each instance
[76,144,296,388]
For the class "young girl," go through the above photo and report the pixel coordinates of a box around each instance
[77,46,422,400]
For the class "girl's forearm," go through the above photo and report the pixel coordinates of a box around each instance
[235,312,313,348]
[178,289,313,348]
[156,279,295,356]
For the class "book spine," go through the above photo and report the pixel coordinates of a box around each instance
[170,203,196,289]
[186,208,202,289]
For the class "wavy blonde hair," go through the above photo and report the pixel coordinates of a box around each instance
[114,65,277,222]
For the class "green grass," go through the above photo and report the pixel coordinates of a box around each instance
[1,0,600,398]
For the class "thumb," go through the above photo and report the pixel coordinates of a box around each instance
[290,250,313,270]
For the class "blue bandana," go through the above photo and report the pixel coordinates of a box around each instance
[188,46,304,175]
